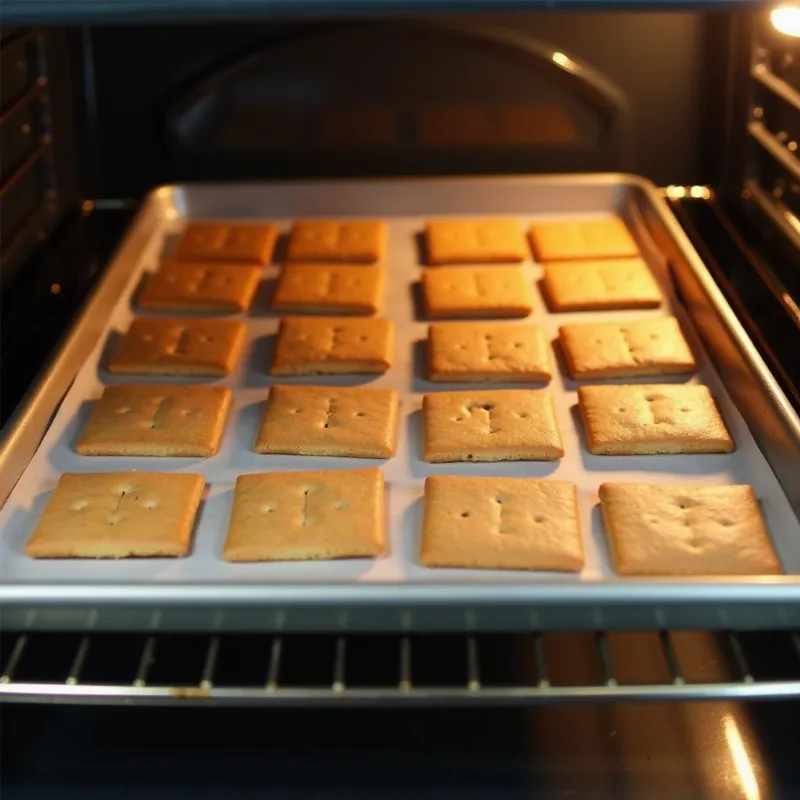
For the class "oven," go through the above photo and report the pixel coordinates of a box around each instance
[2,5,800,797]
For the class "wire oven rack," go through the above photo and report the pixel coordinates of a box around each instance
[2,629,800,705]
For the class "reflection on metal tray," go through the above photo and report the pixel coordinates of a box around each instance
[1,175,799,633]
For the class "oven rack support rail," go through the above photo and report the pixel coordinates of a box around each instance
[2,630,800,705]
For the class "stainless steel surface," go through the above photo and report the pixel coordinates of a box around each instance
[2,175,800,633]
[2,629,800,706]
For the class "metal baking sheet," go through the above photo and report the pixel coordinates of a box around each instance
[2,175,800,633]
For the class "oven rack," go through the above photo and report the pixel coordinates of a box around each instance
[2,629,800,705]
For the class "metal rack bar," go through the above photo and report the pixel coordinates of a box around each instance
[2,631,799,707]
[0,634,28,684]
[333,637,346,693]
[466,637,480,692]
[532,632,549,689]
[659,631,685,686]
[399,637,412,692]
[66,636,91,686]
[200,637,220,690]
[728,632,754,684]
[134,636,157,688]
[266,637,282,691]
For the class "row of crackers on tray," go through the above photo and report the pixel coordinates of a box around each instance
[105,316,694,381]
[74,383,733,460]
[142,219,658,317]
[165,215,639,269]
[26,470,781,577]
[141,260,663,317]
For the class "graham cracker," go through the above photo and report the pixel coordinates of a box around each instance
[77,385,232,457]
[286,220,387,264]
[255,384,399,458]
[423,389,564,462]
[26,472,204,558]
[270,316,393,375]
[223,468,385,562]
[425,218,527,265]
[559,317,696,380]
[578,384,734,455]
[420,476,583,571]
[272,263,385,315]
[421,267,533,319]
[542,259,662,311]
[109,317,246,376]
[427,322,551,383]
[529,216,640,262]
[138,262,261,313]
[599,482,781,575]
[172,221,277,265]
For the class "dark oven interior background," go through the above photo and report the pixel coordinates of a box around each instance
[83,13,728,197]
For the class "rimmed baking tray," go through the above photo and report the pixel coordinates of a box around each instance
[1,174,800,633]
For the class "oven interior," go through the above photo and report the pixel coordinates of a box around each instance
[2,9,800,723]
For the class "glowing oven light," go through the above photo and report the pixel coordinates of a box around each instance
[771,4,800,37]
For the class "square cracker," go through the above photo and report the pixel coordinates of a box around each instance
[109,318,246,377]
[425,219,527,265]
[599,482,781,575]
[542,259,662,311]
[529,217,639,262]
[559,317,696,380]
[420,476,583,571]
[423,389,564,462]
[138,262,261,313]
[26,472,204,558]
[286,220,387,263]
[223,468,385,562]
[272,263,385,315]
[578,384,733,455]
[271,316,393,375]
[428,322,551,383]
[77,385,231,457]
[421,267,533,319]
[255,384,399,458]
[172,221,277,265]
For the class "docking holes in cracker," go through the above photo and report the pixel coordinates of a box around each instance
[255,385,399,458]
[223,469,386,562]
[578,384,733,455]
[421,476,583,571]
[26,472,205,559]
[270,316,393,375]
[422,389,564,462]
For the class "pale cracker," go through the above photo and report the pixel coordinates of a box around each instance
[138,262,261,313]
[109,317,246,376]
[599,482,781,575]
[420,476,583,571]
[223,468,385,562]
[77,385,231,457]
[529,216,639,262]
[425,218,527,265]
[255,384,399,458]
[428,322,551,383]
[26,472,204,558]
[421,267,533,319]
[286,220,387,263]
[270,316,393,375]
[559,317,696,380]
[423,389,564,462]
[542,259,662,311]
[272,263,385,315]
[172,221,277,264]
[578,384,734,455]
